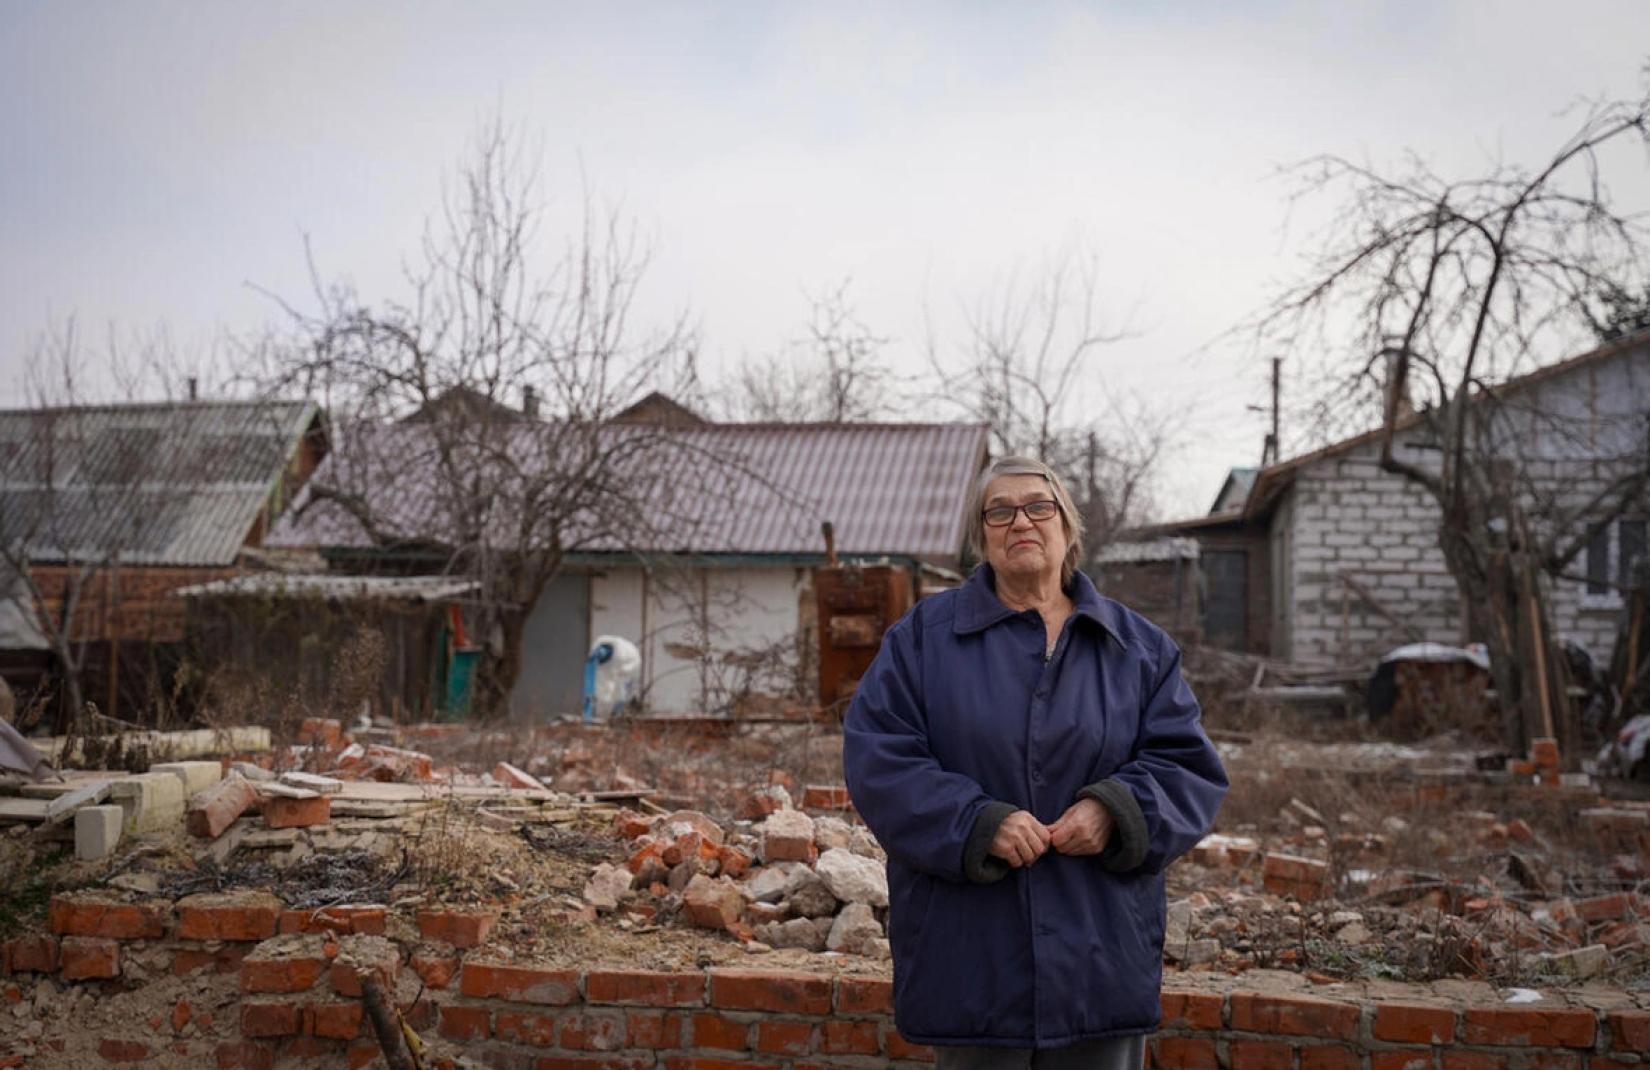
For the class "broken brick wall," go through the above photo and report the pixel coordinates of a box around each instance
[12,889,1650,1069]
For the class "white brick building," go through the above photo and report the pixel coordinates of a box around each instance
[1151,334,1649,667]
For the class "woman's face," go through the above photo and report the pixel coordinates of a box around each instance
[982,474,1068,586]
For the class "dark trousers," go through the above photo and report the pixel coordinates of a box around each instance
[934,1034,1148,1070]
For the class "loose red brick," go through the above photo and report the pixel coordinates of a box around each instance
[61,936,120,979]
[262,795,332,829]
[459,960,580,1004]
[1610,1011,1650,1051]
[709,968,832,1014]
[296,717,343,748]
[801,784,853,810]
[176,892,282,941]
[586,968,704,1006]
[493,1010,559,1046]
[756,1019,814,1055]
[626,1010,686,1048]
[241,1001,302,1038]
[821,1019,880,1055]
[417,908,498,949]
[309,1001,363,1040]
[884,1029,936,1062]
[240,937,328,994]
[1161,989,1224,1030]
[1154,1037,1218,1070]
[437,1004,491,1040]
[1578,893,1634,923]
[48,896,167,940]
[3,933,59,974]
[97,1038,150,1062]
[717,845,753,880]
[170,1000,192,1034]
[410,950,461,990]
[493,760,546,791]
[692,1012,751,1050]
[1530,737,1560,768]
[1375,1003,1457,1044]
[560,1011,627,1051]
[836,976,893,1015]
[1461,1007,1596,1048]
[1229,1040,1292,1070]
[1301,1046,1360,1070]
[1229,993,1359,1039]
[1372,1051,1436,1070]
[188,774,258,838]
[1261,853,1330,901]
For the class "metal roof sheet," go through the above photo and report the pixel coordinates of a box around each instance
[269,420,989,563]
[0,400,319,567]
[176,573,478,602]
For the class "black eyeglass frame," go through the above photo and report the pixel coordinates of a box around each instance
[981,499,1060,528]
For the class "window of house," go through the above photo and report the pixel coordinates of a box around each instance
[1621,518,1647,590]
[1586,517,1647,599]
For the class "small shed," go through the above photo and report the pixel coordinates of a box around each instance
[1094,538,1201,646]
[178,573,480,722]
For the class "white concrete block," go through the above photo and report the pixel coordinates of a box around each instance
[75,804,123,860]
[108,772,186,834]
[150,761,222,797]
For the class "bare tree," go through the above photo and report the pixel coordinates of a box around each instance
[1254,88,1650,754]
[929,244,1168,550]
[722,282,902,422]
[258,120,730,716]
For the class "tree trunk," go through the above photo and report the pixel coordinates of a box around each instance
[1438,524,1573,761]
[474,605,529,719]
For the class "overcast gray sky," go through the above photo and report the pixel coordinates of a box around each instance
[2,2,1647,517]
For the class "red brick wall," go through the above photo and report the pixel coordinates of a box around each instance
[26,565,237,643]
[11,891,1650,1069]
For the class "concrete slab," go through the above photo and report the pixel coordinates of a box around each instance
[107,772,186,835]
[151,761,222,797]
[75,804,123,860]
[278,771,342,794]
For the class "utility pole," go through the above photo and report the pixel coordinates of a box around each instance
[1255,357,1281,467]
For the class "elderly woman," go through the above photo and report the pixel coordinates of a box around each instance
[843,456,1228,1069]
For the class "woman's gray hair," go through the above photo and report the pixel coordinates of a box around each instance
[965,455,1086,588]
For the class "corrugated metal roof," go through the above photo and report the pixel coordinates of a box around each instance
[176,573,478,602]
[269,420,989,562]
[0,400,319,567]
[1097,537,1200,564]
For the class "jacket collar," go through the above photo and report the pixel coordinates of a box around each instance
[952,564,1123,645]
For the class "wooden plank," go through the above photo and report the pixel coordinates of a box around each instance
[43,781,112,827]
[333,781,552,803]
[0,798,50,823]
[18,774,114,799]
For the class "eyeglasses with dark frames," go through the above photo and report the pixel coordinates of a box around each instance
[982,500,1059,527]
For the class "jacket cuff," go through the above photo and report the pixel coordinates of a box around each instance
[1079,779,1148,872]
[962,801,1016,884]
